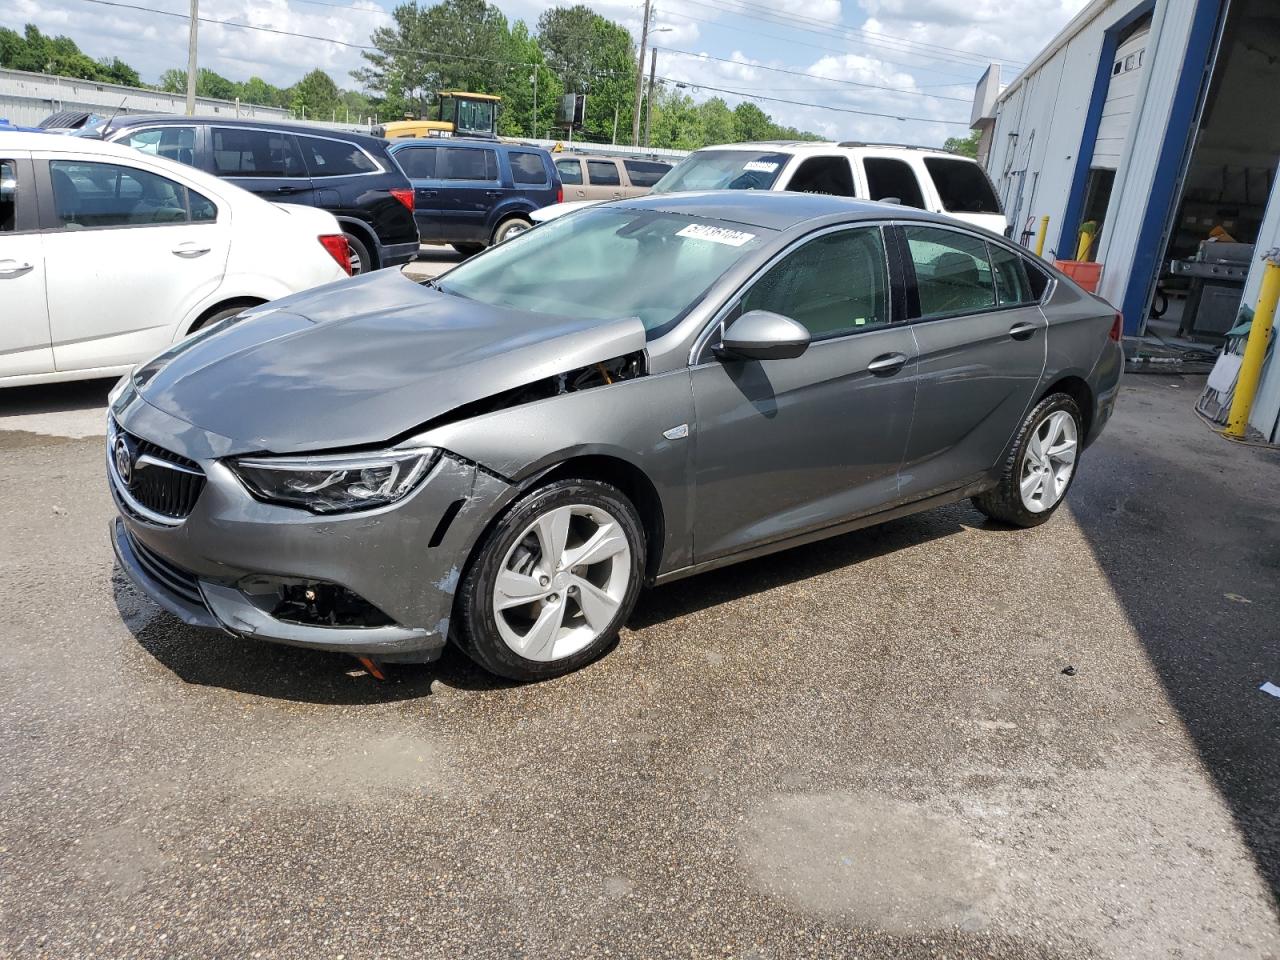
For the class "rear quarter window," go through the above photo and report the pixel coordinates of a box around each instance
[299,135,379,177]
[863,157,926,209]
[623,159,669,187]
[923,157,1001,214]
[509,151,548,185]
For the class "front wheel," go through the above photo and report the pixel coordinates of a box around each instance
[456,479,645,681]
[972,393,1082,528]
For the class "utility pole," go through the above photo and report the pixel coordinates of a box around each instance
[643,47,657,149]
[630,0,652,146]
[185,0,198,116]
[531,66,538,140]
[612,104,619,145]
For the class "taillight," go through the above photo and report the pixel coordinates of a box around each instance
[390,187,414,212]
[1109,311,1123,342]
[556,184,563,204]
[318,234,352,275]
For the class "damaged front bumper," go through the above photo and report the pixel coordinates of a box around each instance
[109,419,514,661]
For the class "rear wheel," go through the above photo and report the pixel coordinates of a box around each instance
[456,479,645,681]
[492,217,532,245]
[972,393,1082,528]
[344,231,373,275]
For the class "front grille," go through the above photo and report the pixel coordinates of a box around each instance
[109,421,206,522]
[127,533,205,607]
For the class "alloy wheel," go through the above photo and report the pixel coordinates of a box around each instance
[491,503,632,662]
[1019,410,1078,513]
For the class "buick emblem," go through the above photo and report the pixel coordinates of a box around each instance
[113,436,133,486]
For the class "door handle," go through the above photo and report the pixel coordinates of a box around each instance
[0,259,33,278]
[485,190,502,197]
[1009,321,1037,341]
[273,186,297,194]
[172,243,211,259]
[417,189,437,198]
[867,352,908,375]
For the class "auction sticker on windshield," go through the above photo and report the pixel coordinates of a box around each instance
[743,161,779,173]
[676,224,757,247]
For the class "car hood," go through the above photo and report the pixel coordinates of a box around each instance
[131,270,647,456]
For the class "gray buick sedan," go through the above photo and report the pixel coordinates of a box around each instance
[109,192,1122,681]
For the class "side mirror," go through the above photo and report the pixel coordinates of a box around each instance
[716,310,810,361]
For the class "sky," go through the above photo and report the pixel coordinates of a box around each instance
[7,0,1092,145]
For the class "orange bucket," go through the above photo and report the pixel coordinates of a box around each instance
[1054,259,1103,293]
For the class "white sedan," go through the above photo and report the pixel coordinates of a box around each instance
[0,132,350,387]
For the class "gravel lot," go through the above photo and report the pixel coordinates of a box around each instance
[0,358,1277,958]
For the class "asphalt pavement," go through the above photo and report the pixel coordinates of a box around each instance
[1,366,1278,959]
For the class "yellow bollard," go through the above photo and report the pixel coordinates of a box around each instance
[1225,252,1280,438]
[1035,215,1050,257]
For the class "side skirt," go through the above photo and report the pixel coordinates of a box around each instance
[651,480,991,587]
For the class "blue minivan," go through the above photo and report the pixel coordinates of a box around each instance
[388,138,561,254]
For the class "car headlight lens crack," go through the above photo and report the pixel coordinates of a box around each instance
[232,447,438,513]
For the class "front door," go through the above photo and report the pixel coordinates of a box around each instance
[0,155,53,379]
[209,126,315,205]
[895,225,1047,499]
[435,145,501,243]
[39,156,230,372]
[690,225,918,562]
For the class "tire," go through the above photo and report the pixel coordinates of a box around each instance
[344,231,374,275]
[972,393,1083,528]
[451,242,485,256]
[492,217,532,245]
[456,478,646,682]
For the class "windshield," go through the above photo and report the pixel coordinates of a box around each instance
[651,150,790,194]
[437,207,770,337]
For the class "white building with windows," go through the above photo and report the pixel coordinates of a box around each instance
[971,0,1280,442]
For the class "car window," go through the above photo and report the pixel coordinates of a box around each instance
[652,149,789,193]
[741,227,889,339]
[509,151,547,185]
[298,135,378,176]
[989,243,1036,305]
[904,225,997,318]
[117,126,197,166]
[437,207,770,338]
[863,157,926,209]
[923,157,1000,214]
[623,159,668,187]
[785,156,856,197]
[587,160,621,187]
[212,127,305,178]
[1,160,16,232]
[48,159,216,229]
[396,146,437,179]
[439,147,497,181]
[556,159,583,185]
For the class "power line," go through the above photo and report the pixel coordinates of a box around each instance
[654,46,971,102]
[690,0,1026,69]
[664,5,981,84]
[657,75,969,125]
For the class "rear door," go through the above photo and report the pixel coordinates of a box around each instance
[584,159,624,201]
[0,154,53,379]
[38,153,230,372]
[555,158,587,201]
[895,224,1046,499]
[209,126,315,205]
[435,144,501,243]
[690,225,918,561]
[393,143,444,240]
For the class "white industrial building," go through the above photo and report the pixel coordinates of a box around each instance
[972,0,1280,442]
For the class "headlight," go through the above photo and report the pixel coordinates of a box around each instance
[231,447,438,514]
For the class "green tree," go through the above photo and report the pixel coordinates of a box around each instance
[0,24,137,83]
[697,97,735,146]
[732,102,773,142]
[98,56,140,86]
[943,129,981,158]
[537,5,635,143]
[290,68,341,119]
[496,21,560,139]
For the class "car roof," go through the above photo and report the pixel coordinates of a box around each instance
[611,189,961,231]
[388,137,553,155]
[0,131,155,158]
[695,140,968,161]
[103,114,386,147]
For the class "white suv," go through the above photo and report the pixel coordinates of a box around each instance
[532,141,1007,234]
